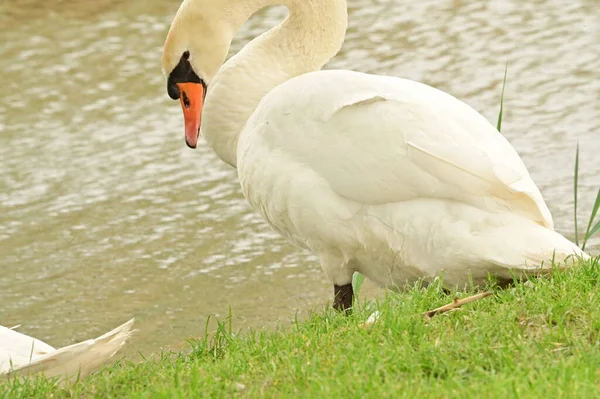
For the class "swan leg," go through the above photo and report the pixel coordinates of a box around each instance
[333,283,353,312]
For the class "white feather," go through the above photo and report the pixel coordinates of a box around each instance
[0,319,134,385]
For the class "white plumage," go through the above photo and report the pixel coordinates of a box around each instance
[0,319,134,385]
[162,0,587,307]
[237,70,584,288]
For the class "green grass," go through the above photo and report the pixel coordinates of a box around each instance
[496,62,508,133]
[573,142,600,251]
[2,257,600,398]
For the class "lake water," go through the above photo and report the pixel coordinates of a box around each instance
[1,0,598,357]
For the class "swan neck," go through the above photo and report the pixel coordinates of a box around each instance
[202,0,348,167]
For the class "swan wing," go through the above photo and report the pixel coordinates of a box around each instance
[246,70,553,228]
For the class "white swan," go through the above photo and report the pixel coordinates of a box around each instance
[0,319,134,385]
[162,0,586,310]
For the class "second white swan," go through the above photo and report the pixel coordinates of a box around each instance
[0,319,134,385]
[161,0,586,310]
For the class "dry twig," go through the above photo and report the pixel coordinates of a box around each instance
[423,291,494,318]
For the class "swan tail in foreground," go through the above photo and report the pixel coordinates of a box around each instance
[0,318,135,384]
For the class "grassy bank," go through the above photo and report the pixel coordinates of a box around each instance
[2,256,600,398]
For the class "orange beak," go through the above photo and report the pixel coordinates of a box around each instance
[176,82,205,149]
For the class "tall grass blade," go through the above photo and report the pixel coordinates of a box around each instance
[586,221,600,243]
[582,188,600,251]
[497,62,508,132]
[574,142,580,247]
[352,272,365,298]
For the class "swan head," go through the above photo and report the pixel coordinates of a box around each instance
[162,1,233,148]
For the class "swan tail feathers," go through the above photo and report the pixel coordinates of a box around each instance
[1,318,135,385]
[485,222,588,274]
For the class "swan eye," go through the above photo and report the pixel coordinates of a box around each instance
[167,81,180,100]
[167,51,204,100]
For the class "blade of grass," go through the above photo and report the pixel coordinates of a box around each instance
[352,272,365,299]
[582,188,600,251]
[586,221,600,243]
[586,220,600,238]
[497,62,508,132]
[574,142,580,247]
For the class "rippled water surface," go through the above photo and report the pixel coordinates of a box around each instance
[1,0,599,356]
